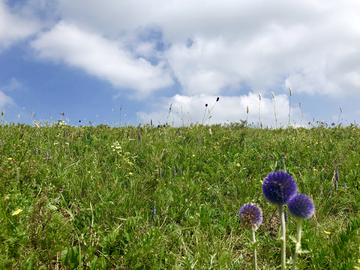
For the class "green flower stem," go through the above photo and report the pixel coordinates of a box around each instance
[252,228,258,270]
[279,205,286,270]
[292,219,302,270]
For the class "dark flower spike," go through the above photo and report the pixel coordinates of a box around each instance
[262,171,297,205]
[238,203,263,230]
[288,194,315,219]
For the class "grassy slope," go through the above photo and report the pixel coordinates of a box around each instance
[0,123,359,269]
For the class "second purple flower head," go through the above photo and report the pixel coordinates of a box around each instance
[262,171,297,205]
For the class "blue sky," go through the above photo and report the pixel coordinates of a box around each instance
[1,0,359,127]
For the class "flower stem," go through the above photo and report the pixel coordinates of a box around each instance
[252,228,258,270]
[279,205,286,270]
[292,219,302,270]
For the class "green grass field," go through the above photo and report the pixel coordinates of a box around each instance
[1,122,359,269]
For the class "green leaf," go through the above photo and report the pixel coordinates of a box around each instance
[90,256,98,270]
[289,235,297,244]
[61,248,69,266]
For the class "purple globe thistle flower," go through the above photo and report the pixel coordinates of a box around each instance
[262,171,297,205]
[288,194,315,219]
[238,203,263,230]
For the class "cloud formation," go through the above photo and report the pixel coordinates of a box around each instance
[0,0,40,50]
[0,78,23,91]
[51,0,360,98]
[1,0,360,125]
[0,91,14,108]
[31,21,174,98]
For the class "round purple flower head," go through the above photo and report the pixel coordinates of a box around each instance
[238,203,263,230]
[288,194,315,219]
[262,171,297,205]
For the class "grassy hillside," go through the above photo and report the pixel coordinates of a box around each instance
[1,122,359,269]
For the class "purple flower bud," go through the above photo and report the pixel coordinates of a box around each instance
[334,169,339,190]
[342,182,348,189]
[35,146,38,156]
[238,203,263,230]
[151,201,156,222]
[205,104,208,107]
[262,171,297,205]
[216,97,220,102]
[288,194,315,219]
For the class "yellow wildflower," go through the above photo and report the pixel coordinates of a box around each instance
[12,209,23,216]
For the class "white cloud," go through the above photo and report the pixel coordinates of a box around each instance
[0,78,23,91]
[0,0,41,50]
[140,93,302,127]
[31,21,174,98]
[0,90,14,107]
[49,0,360,98]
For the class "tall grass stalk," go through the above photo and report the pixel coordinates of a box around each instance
[271,92,277,128]
[201,104,208,124]
[246,106,249,127]
[119,105,122,127]
[166,103,173,126]
[288,87,292,127]
[201,97,219,125]
[338,107,343,126]
[258,94,262,128]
